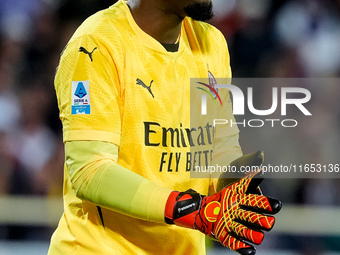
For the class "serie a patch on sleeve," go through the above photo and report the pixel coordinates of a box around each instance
[71,80,91,114]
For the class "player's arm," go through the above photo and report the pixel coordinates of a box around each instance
[207,28,244,193]
[56,31,175,222]
[66,140,172,222]
[209,83,243,193]
[209,133,242,194]
[56,33,171,222]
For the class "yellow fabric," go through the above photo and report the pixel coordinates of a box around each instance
[49,0,241,254]
[65,140,172,222]
[209,134,243,194]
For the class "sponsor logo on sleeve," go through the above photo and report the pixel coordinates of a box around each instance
[71,80,90,114]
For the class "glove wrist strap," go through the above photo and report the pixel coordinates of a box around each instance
[164,189,203,229]
[164,191,180,224]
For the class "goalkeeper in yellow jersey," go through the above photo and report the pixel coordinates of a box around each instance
[49,0,281,254]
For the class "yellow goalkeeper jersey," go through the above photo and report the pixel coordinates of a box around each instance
[50,0,239,254]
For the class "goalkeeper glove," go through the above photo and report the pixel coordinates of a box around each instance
[164,153,281,255]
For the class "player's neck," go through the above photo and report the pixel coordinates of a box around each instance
[127,0,183,44]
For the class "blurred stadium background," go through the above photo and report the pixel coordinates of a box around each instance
[0,0,340,254]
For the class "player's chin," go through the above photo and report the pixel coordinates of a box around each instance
[184,1,214,22]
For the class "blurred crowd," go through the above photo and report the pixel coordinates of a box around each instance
[212,0,340,78]
[0,0,117,198]
[0,0,339,252]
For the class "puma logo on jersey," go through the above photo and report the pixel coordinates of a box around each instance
[79,47,97,62]
[136,78,154,98]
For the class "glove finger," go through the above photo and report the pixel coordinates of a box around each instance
[245,172,264,195]
[235,208,275,231]
[236,247,257,255]
[231,169,264,195]
[217,150,264,192]
[240,194,282,214]
[230,221,264,245]
[217,231,255,254]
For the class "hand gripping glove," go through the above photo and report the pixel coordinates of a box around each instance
[164,152,281,255]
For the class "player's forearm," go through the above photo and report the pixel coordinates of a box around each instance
[66,140,172,223]
[209,134,242,194]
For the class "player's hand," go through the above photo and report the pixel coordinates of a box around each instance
[164,169,281,255]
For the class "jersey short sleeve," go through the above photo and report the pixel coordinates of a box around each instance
[55,34,122,145]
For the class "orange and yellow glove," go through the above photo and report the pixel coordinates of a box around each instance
[164,169,281,255]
